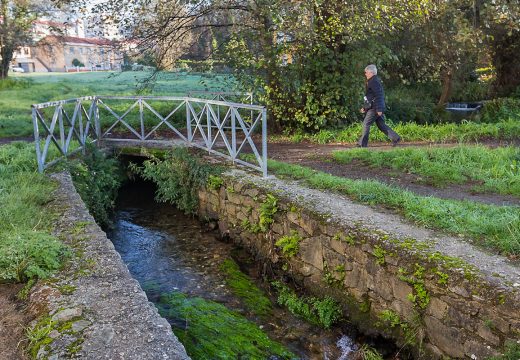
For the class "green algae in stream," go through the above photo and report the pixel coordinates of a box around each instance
[157,292,296,359]
[219,258,272,317]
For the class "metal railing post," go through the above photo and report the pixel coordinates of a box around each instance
[186,100,192,143]
[231,106,236,160]
[58,105,65,155]
[206,102,211,149]
[139,98,145,141]
[32,107,44,173]
[262,109,268,177]
[94,97,101,144]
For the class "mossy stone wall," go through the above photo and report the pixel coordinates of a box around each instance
[198,175,520,359]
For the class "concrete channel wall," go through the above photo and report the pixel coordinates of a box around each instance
[197,170,520,359]
[26,172,189,359]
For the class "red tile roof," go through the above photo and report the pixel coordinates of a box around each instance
[40,35,114,46]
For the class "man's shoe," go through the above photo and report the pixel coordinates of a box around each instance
[392,138,401,147]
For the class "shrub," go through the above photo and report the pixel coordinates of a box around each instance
[479,98,520,123]
[68,145,124,227]
[0,231,67,282]
[131,148,223,214]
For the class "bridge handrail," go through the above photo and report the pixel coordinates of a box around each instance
[31,95,268,177]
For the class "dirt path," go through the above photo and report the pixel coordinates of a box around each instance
[267,141,520,207]
[0,284,32,360]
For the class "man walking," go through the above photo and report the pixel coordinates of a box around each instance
[358,64,401,147]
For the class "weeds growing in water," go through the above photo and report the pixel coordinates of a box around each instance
[156,291,294,359]
[219,258,272,316]
[332,145,520,197]
[260,158,520,255]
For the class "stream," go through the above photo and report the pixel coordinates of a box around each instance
[107,180,378,359]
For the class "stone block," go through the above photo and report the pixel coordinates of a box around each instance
[299,236,324,271]
[243,188,259,198]
[464,340,500,359]
[271,223,284,235]
[374,270,394,301]
[391,277,413,302]
[449,285,471,298]
[344,267,361,289]
[346,246,368,266]
[227,192,243,205]
[322,247,344,270]
[299,213,320,236]
[426,297,449,320]
[287,211,300,225]
[330,238,348,255]
[447,305,476,330]
[424,316,465,358]
[390,299,415,322]
[477,324,501,346]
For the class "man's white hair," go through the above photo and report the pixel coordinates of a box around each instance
[365,64,378,75]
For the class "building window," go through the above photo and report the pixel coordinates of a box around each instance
[79,48,83,54]
[69,47,75,54]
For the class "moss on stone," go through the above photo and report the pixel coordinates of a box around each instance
[157,292,295,359]
[219,258,272,317]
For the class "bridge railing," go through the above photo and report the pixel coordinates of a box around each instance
[32,96,268,177]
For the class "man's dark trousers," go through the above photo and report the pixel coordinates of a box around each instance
[358,109,400,147]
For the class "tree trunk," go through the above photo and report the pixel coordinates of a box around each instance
[0,46,14,79]
[437,69,453,106]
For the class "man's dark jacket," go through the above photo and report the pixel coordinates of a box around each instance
[365,75,386,113]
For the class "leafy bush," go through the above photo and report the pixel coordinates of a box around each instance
[0,142,66,284]
[272,281,342,329]
[0,231,66,282]
[69,145,124,227]
[131,148,223,214]
[479,98,520,123]
[385,85,441,124]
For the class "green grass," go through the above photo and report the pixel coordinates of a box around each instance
[272,118,520,144]
[0,72,234,138]
[0,142,67,283]
[262,158,520,255]
[332,145,520,197]
[156,291,295,359]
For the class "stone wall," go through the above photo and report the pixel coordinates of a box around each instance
[198,173,520,359]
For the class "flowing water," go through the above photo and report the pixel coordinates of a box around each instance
[107,181,380,359]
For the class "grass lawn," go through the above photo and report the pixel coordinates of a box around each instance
[332,145,520,197]
[0,71,234,138]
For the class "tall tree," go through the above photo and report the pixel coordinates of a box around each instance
[477,0,520,96]
[0,0,36,79]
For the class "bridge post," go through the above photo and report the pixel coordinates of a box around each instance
[94,97,101,143]
[186,100,192,143]
[58,105,65,155]
[231,106,236,160]
[32,107,44,173]
[139,98,145,141]
[262,109,267,178]
[206,103,211,149]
